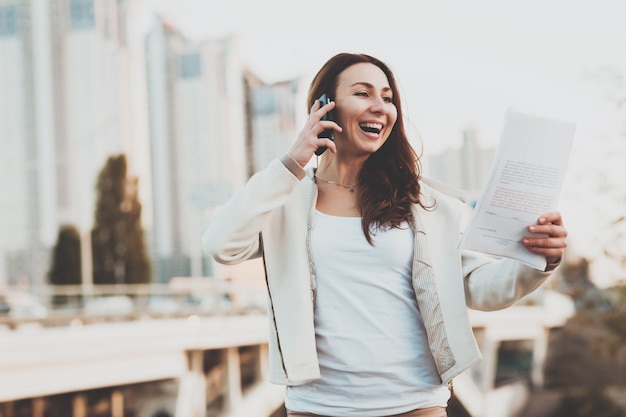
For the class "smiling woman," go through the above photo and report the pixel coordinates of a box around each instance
[303,55,413,238]
[202,52,568,417]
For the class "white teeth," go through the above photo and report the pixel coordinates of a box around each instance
[359,123,383,133]
[360,123,382,129]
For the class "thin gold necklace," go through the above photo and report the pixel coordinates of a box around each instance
[314,174,357,193]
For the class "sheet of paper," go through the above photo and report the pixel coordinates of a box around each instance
[458,109,576,270]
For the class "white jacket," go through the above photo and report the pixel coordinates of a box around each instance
[202,154,555,385]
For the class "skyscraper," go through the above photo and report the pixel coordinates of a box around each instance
[244,72,301,174]
[0,0,34,285]
[144,16,247,282]
[424,127,495,198]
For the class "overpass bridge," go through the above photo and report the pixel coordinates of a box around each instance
[0,285,574,417]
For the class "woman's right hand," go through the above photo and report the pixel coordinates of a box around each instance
[288,99,341,167]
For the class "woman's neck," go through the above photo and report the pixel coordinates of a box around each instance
[316,154,365,185]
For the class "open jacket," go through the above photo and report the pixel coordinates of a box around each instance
[202,154,555,385]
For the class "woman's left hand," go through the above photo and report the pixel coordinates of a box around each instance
[522,212,568,266]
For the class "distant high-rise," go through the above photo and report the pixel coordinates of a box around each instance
[144,16,247,281]
[243,72,301,174]
[0,0,34,285]
[424,127,495,199]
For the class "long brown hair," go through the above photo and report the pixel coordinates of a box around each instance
[308,53,427,244]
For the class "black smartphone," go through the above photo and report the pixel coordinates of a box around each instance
[315,93,334,156]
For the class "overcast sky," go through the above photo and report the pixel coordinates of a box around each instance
[145,0,626,152]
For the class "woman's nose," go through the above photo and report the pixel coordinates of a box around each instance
[369,96,386,113]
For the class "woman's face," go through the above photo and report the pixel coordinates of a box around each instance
[332,62,398,156]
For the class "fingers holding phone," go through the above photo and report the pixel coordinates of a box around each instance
[289,95,340,167]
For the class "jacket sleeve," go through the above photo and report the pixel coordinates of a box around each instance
[461,250,554,311]
[202,154,306,265]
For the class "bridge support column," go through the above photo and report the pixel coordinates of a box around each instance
[531,328,548,387]
[32,397,44,417]
[176,350,207,417]
[224,347,242,410]
[258,343,269,380]
[111,389,124,417]
[73,393,87,417]
[473,327,498,392]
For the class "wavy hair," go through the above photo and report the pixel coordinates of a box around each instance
[308,53,428,244]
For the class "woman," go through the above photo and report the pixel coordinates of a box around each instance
[202,53,567,417]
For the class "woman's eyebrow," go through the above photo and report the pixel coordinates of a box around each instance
[351,82,392,93]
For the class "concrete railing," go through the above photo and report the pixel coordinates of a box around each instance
[0,289,575,417]
[0,314,284,417]
[0,281,267,329]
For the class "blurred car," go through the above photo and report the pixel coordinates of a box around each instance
[147,295,181,315]
[0,290,48,320]
[84,295,134,316]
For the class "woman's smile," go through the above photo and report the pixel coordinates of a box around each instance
[359,122,383,136]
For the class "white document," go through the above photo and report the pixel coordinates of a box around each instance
[459,109,576,270]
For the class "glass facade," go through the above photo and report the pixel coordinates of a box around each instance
[252,87,276,115]
[179,53,201,79]
[0,4,18,37]
[70,0,95,31]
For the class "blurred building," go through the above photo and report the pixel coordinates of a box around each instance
[0,0,251,286]
[0,0,144,287]
[424,127,495,199]
[243,72,301,174]
[144,16,247,282]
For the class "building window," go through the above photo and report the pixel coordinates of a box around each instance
[180,53,202,79]
[0,5,18,37]
[70,0,95,31]
[252,87,276,115]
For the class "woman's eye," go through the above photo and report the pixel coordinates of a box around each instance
[354,91,393,102]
